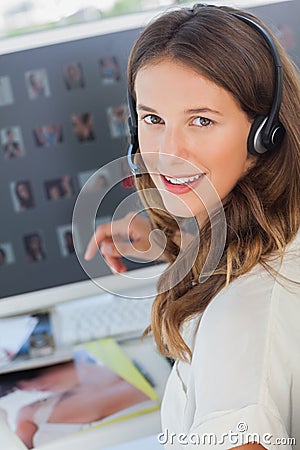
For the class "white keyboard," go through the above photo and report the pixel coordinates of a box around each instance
[51,286,156,346]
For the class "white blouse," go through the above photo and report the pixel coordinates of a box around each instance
[161,232,300,449]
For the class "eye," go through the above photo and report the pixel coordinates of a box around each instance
[143,114,164,125]
[192,116,212,127]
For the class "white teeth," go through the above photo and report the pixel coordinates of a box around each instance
[164,174,203,185]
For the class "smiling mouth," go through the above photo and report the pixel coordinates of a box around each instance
[163,173,205,185]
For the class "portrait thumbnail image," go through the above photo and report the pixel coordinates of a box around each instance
[0,242,15,266]
[10,180,35,212]
[57,225,75,257]
[23,232,46,263]
[25,69,51,100]
[107,105,128,138]
[0,76,14,107]
[33,124,63,147]
[71,113,95,142]
[78,168,109,193]
[44,175,74,201]
[63,62,85,90]
[1,126,25,160]
[99,56,121,84]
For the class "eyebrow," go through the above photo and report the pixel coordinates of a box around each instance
[137,104,222,116]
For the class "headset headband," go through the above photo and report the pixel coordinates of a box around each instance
[232,13,283,146]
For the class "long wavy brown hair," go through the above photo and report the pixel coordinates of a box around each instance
[127,4,300,361]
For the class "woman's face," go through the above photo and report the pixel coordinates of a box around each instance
[67,64,79,81]
[135,59,254,219]
[28,236,40,251]
[49,185,61,199]
[17,183,30,199]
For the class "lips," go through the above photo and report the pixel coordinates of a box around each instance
[160,173,205,194]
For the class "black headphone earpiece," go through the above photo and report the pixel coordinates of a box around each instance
[127,8,286,175]
[247,115,286,156]
[247,116,268,156]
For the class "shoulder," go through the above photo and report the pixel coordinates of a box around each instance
[198,267,274,337]
[192,273,272,369]
[278,231,300,279]
[190,234,300,369]
[200,230,300,330]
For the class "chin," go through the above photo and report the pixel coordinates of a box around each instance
[160,191,205,218]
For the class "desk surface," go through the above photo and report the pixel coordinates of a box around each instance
[0,336,171,450]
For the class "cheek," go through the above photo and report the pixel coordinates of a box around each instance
[139,138,159,177]
[138,122,162,152]
[138,131,153,155]
[209,127,249,169]
[200,131,250,197]
[210,149,249,196]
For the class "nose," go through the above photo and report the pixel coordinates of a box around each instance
[158,125,189,163]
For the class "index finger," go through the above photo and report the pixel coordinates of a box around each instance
[84,218,130,260]
[84,222,112,260]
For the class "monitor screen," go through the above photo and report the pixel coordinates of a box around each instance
[0,14,167,317]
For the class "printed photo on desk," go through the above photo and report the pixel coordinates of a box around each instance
[0,338,159,449]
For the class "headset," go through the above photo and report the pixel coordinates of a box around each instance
[127,7,286,177]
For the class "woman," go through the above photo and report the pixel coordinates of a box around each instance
[3,128,23,159]
[85,5,300,448]
[72,113,95,142]
[15,181,35,211]
[27,72,46,99]
[24,233,46,262]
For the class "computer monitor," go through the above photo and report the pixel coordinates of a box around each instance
[0,0,298,319]
[0,11,168,318]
